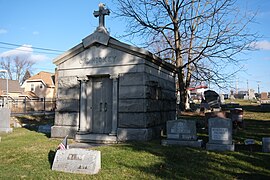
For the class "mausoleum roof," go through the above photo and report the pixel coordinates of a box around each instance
[53,31,176,72]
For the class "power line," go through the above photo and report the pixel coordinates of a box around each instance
[0,41,65,53]
[0,46,61,55]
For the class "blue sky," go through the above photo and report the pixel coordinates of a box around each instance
[0,0,270,93]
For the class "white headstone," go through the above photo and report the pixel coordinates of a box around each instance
[52,148,101,174]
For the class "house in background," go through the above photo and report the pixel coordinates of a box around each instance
[0,79,22,107]
[19,71,56,112]
[21,71,56,101]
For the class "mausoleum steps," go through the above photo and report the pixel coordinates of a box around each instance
[75,133,117,144]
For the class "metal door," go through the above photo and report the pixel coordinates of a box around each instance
[92,77,112,133]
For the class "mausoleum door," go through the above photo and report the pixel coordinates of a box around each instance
[91,77,113,134]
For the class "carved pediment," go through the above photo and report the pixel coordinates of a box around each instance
[82,31,110,48]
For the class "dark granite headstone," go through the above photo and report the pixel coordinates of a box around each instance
[162,119,202,148]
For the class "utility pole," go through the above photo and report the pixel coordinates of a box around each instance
[257,81,261,94]
[247,80,249,99]
[236,78,239,94]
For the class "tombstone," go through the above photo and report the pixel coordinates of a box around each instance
[0,108,13,133]
[161,119,202,148]
[52,148,101,174]
[206,117,234,151]
[51,4,176,143]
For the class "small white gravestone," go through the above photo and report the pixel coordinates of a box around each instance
[52,148,101,174]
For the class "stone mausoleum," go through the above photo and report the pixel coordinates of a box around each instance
[51,4,176,142]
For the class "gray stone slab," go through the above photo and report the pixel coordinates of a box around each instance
[118,99,146,112]
[119,73,146,86]
[54,112,79,126]
[69,143,107,149]
[119,85,146,99]
[208,117,232,145]
[117,128,152,141]
[58,87,80,99]
[56,99,80,112]
[51,126,78,138]
[52,148,101,174]
[0,108,13,133]
[75,134,117,143]
[161,139,202,148]
[167,119,197,141]
[206,143,235,151]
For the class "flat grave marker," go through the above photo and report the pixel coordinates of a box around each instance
[52,148,101,174]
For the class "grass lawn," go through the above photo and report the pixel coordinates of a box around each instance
[1,102,270,179]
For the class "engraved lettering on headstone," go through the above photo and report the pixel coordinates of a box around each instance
[67,154,85,160]
[211,128,229,141]
[170,122,191,134]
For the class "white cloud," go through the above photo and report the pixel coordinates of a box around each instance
[251,40,270,50]
[0,44,49,62]
[0,28,8,34]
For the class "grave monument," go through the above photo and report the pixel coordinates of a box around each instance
[162,119,202,147]
[51,4,176,143]
[206,117,234,151]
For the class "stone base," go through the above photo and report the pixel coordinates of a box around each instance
[117,127,160,141]
[51,126,78,138]
[75,133,117,143]
[206,143,235,151]
[0,128,13,133]
[161,139,203,148]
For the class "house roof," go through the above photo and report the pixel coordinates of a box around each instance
[0,79,22,93]
[26,71,55,87]
[19,91,39,99]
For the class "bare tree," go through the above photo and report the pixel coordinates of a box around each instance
[0,56,35,84]
[114,0,258,110]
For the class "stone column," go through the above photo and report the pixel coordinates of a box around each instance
[78,76,89,133]
[110,74,118,135]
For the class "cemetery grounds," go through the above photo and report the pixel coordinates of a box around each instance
[0,100,270,179]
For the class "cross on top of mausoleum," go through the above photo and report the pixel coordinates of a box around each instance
[93,3,110,33]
